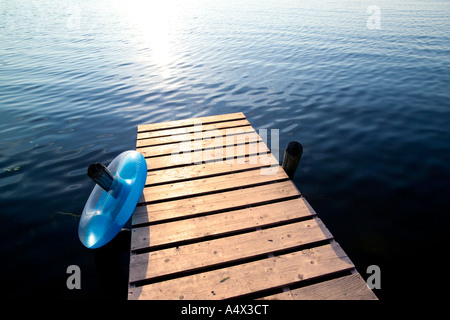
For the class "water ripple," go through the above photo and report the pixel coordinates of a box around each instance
[1,0,450,299]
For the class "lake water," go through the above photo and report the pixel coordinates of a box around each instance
[1,0,449,300]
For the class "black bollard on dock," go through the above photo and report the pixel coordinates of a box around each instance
[87,162,115,192]
[282,141,303,180]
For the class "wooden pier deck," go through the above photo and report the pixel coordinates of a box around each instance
[128,112,377,300]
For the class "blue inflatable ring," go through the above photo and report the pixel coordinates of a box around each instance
[78,150,147,249]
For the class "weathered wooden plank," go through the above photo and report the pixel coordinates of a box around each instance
[139,166,287,204]
[144,153,280,186]
[138,112,245,133]
[138,130,261,158]
[137,125,257,148]
[260,273,378,300]
[137,119,251,140]
[290,272,378,300]
[132,180,301,226]
[131,198,314,250]
[128,242,354,300]
[130,219,334,283]
[257,290,293,300]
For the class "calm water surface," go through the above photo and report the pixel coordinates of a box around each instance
[1,0,449,300]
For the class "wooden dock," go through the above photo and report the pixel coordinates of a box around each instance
[128,112,377,300]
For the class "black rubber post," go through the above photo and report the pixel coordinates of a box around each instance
[282,141,303,180]
[87,162,115,192]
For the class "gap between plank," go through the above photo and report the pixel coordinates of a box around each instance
[144,164,277,188]
[131,214,316,254]
[137,177,289,206]
[130,238,332,288]
[138,115,247,134]
[137,123,252,141]
[132,194,302,228]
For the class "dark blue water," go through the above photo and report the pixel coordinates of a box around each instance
[1,0,449,300]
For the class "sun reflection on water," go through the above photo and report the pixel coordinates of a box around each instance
[115,0,181,74]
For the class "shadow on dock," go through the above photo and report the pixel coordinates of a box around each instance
[94,228,131,300]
